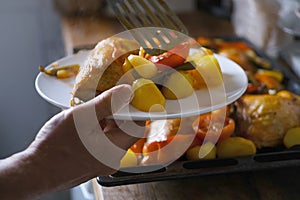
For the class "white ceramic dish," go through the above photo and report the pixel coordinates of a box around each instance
[35,50,247,120]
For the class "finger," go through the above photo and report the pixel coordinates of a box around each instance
[76,84,134,121]
[102,119,146,137]
[104,126,142,150]
[104,120,146,150]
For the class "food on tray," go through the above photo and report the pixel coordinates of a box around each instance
[138,118,200,164]
[141,134,198,165]
[194,37,300,149]
[197,37,271,70]
[120,149,138,168]
[283,127,300,148]
[185,142,217,160]
[125,107,237,165]
[192,108,235,143]
[39,63,80,79]
[38,34,300,168]
[235,91,300,148]
[121,38,300,165]
[126,106,255,164]
[218,48,256,72]
[71,36,223,111]
[197,37,284,95]
[216,137,256,158]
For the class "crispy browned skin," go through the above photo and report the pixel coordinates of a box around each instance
[235,93,300,148]
[72,37,139,104]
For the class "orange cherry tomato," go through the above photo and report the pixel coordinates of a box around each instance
[192,113,235,143]
[141,139,168,165]
[130,137,147,154]
[148,41,190,68]
[141,134,201,164]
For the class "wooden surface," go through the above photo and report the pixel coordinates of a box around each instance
[59,11,300,200]
[92,167,300,200]
[60,11,234,55]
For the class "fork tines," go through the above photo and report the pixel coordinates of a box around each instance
[107,0,189,52]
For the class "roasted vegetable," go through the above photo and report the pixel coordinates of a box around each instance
[283,127,300,149]
[127,54,158,78]
[131,78,166,112]
[188,54,223,87]
[218,48,256,72]
[254,73,283,91]
[192,111,235,143]
[186,142,217,160]
[148,41,190,68]
[161,71,194,99]
[138,118,202,164]
[39,63,80,79]
[256,69,284,82]
[217,137,256,158]
[141,134,200,165]
[148,61,195,86]
[130,137,147,154]
[120,149,138,168]
[197,37,271,70]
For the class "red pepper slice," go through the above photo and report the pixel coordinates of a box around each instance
[192,113,235,143]
[148,41,190,68]
[141,134,202,164]
[130,137,147,154]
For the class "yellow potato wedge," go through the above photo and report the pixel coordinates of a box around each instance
[127,54,158,78]
[186,142,217,160]
[217,137,256,158]
[120,149,138,168]
[283,127,300,149]
[131,78,166,112]
[161,71,194,100]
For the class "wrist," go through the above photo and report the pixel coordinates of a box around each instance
[0,149,45,200]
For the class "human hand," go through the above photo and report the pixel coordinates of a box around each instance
[27,84,145,191]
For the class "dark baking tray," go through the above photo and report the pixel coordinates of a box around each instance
[97,147,300,187]
[75,37,300,187]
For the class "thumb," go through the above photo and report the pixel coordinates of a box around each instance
[90,84,134,120]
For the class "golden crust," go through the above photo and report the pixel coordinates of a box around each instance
[235,94,300,148]
[71,37,139,104]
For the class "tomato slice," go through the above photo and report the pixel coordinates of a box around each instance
[130,137,147,154]
[141,134,201,164]
[192,113,235,143]
[148,41,190,68]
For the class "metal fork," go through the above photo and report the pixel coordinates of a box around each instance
[106,0,189,54]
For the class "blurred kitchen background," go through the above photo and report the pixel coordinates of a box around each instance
[0,0,66,199]
[0,0,299,199]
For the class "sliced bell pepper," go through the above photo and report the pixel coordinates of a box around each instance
[192,113,235,143]
[141,134,202,164]
[148,41,190,68]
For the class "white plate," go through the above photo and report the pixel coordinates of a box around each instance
[35,51,248,120]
